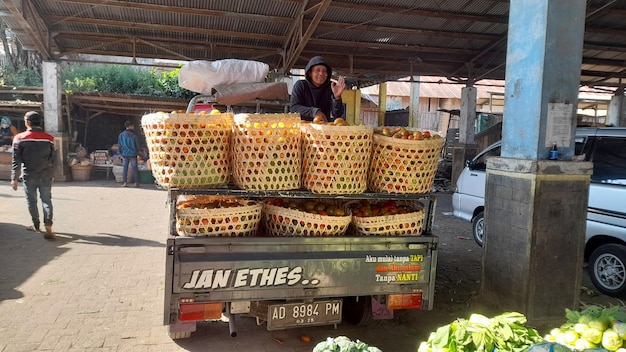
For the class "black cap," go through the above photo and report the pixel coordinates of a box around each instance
[24,111,42,125]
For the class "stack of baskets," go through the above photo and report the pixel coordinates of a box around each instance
[144,107,444,238]
[141,112,233,189]
[231,113,302,190]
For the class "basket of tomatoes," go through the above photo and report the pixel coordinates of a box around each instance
[231,113,302,190]
[141,111,233,189]
[368,127,444,194]
[348,199,425,236]
[301,119,373,194]
[263,198,351,237]
[175,195,263,237]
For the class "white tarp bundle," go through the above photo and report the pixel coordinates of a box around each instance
[178,59,270,94]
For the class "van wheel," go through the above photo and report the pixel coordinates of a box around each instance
[472,212,484,247]
[342,296,373,325]
[589,244,626,297]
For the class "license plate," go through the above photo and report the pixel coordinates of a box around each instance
[267,300,342,330]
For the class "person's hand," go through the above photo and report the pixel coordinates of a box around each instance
[11,180,18,191]
[331,76,346,99]
[313,110,327,123]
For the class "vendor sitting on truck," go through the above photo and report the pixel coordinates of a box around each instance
[289,56,346,122]
[0,116,18,146]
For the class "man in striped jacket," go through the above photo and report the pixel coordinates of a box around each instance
[11,111,57,240]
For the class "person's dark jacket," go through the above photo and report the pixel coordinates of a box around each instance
[11,127,56,181]
[290,56,344,121]
[118,129,139,157]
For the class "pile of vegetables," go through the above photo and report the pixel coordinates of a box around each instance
[417,312,543,352]
[312,336,382,352]
[544,305,626,351]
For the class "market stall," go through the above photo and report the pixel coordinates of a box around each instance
[0,147,12,180]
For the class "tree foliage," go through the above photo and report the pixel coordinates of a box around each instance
[61,64,196,99]
[0,20,43,86]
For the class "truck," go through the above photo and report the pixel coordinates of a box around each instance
[163,188,439,339]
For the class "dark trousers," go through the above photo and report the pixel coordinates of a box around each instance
[23,176,53,228]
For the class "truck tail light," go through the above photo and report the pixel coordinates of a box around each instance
[387,293,422,310]
[179,302,223,321]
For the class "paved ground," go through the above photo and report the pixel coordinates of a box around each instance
[0,176,620,352]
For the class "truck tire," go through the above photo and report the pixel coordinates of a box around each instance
[342,296,373,325]
[168,331,192,340]
[588,244,626,297]
[472,211,484,247]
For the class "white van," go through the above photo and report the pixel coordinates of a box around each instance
[452,127,626,297]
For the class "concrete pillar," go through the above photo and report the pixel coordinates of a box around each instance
[42,62,63,133]
[42,61,71,181]
[451,86,478,188]
[459,86,476,144]
[606,88,625,127]
[478,0,588,326]
[377,82,387,126]
[481,159,592,326]
[409,76,420,128]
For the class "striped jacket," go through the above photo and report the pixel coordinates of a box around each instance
[11,127,57,181]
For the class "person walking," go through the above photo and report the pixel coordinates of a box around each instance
[118,120,140,187]
[11,111,57,240]
[289,56,346,122]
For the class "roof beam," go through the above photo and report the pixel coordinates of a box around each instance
[283,0,332,72]
[3,0,52,58]
[306,38,481,57]
[311,20,499,41]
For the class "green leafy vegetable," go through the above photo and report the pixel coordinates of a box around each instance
[418,312,542,352]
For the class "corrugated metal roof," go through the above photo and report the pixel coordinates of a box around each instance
[361,77,613,102]
[361,77,505,99]
[1,0,625,91]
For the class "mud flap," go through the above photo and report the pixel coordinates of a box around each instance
[372,297,393,320]
[169,321,196,333]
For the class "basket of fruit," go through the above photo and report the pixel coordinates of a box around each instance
[301,119,373,194]
[368,127,444,194]
[141,111,233,189]
[231,113,302,190]
[263,198,351,237]
[175,195,263,237]
[349,200,425,236]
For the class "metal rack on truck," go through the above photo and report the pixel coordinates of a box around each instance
[164,188,438,339]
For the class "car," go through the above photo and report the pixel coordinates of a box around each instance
[452,127,626,297]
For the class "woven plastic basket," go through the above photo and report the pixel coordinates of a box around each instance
[141,112,233,189]
[175,195,263,237]
[263,200,351,237]
[231,113,301,190]
[350,200,425,236]
[368,131,444,193]
[301,123,373,194]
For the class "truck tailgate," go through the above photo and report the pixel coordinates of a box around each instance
[167,235,437,306]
